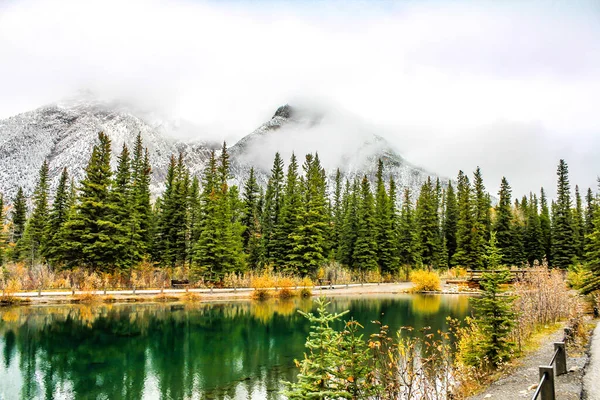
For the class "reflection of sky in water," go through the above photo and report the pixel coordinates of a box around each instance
[0,295,470,399]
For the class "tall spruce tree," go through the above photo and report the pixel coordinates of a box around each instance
[415,177,440,268]
[61,132,114,270]
[263,153,285,265]
[582,182,600,293]
[524,194,543,266]
[108,144,137,272]
[331,169,343,260]
[573,185,585,261]
[585,187,596,260]
[11,187,27,246]
[552,159,575,269]
[472,167,490,268]
[242,167,262,268]
[398,188,417,273]
[278,154,302,268]
[338,179,359,268]
[43,168,70,265]
[131,135,153,258]
[507,198,526,266]
[539,188,552,264]
[494,177,513,265]
[453,171,475,268]
[374,160,398,273]
[22,160,51,262]
[353,176,378,273]
[193,144,245,280]
[288,154,328,275]
[155,154,189,269]
[443,182,458,266]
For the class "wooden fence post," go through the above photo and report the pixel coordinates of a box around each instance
[539,366,554,400]
[554,342,567,375]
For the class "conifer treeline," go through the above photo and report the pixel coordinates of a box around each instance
[0,133,598,282]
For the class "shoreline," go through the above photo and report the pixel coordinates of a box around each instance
[0,282,476,306]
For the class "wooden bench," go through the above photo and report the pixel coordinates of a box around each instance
[171,279,191,289]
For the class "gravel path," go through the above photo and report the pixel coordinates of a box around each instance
[468,324,588,400]
[583,322,600,399]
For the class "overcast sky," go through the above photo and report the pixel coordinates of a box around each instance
[0,0,599,198]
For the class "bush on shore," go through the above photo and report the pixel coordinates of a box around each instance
[410,270,441,292]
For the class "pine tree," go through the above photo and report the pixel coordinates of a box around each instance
[552,159,575,269]
[10,187,27,245]
[108,144,137,272]
[193,144,245,280]
[384,177,401,274]
[242,167,262,268]
[470,268,516,368]
[338,179,358,268]
[485,231,503,269]
[192,151,219,280]
[524,194,543,266]
[278,154,302,268]
[415,177,440,268]
[288,154,328,275]
[374,160,398,274]
[507,199,526,266]
[472,167,490,268]
[187,176,201,266]
[60,132,114,270]
[582,181,600,293]
[283,298,351,399]
[453,171,475,268]
[154,154,189,269]
[539,188,552,264]
[443,182,458,266]
[131,135,153,258]
[573,185,585,261]
[43,168,70,266]
[585,187,596,261]
[331,169,343,260]
[22,160,51,262]
[263,152,285,265]
[353,176,378,273]
[398,188,417,274]
[494,177,513,265]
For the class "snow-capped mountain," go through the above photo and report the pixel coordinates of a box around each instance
[0,97,216,200]
[0,98,448,202]
[229,104,447,193]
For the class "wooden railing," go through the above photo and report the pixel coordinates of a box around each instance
[531,342,567,400]
[465,269,532,282]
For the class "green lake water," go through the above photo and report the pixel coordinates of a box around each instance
[0,294,470,399]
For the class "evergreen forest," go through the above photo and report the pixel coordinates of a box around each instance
[1,132,599,289]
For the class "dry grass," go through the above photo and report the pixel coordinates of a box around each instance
[512,266,578,352]
[153,293,179,302]
[181,292,202,302]
[277,277,296,299]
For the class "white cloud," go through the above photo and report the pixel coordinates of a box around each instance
[0,0,599,198]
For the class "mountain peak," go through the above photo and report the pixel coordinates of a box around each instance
[273,104,294,119]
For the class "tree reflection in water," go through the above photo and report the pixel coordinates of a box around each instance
[0,295,469,399]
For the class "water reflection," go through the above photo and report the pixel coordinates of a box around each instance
[0,295,470,399]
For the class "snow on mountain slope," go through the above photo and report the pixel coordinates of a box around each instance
[0,98,215,200]
[0,99,447,203]
[230,104,448,194]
